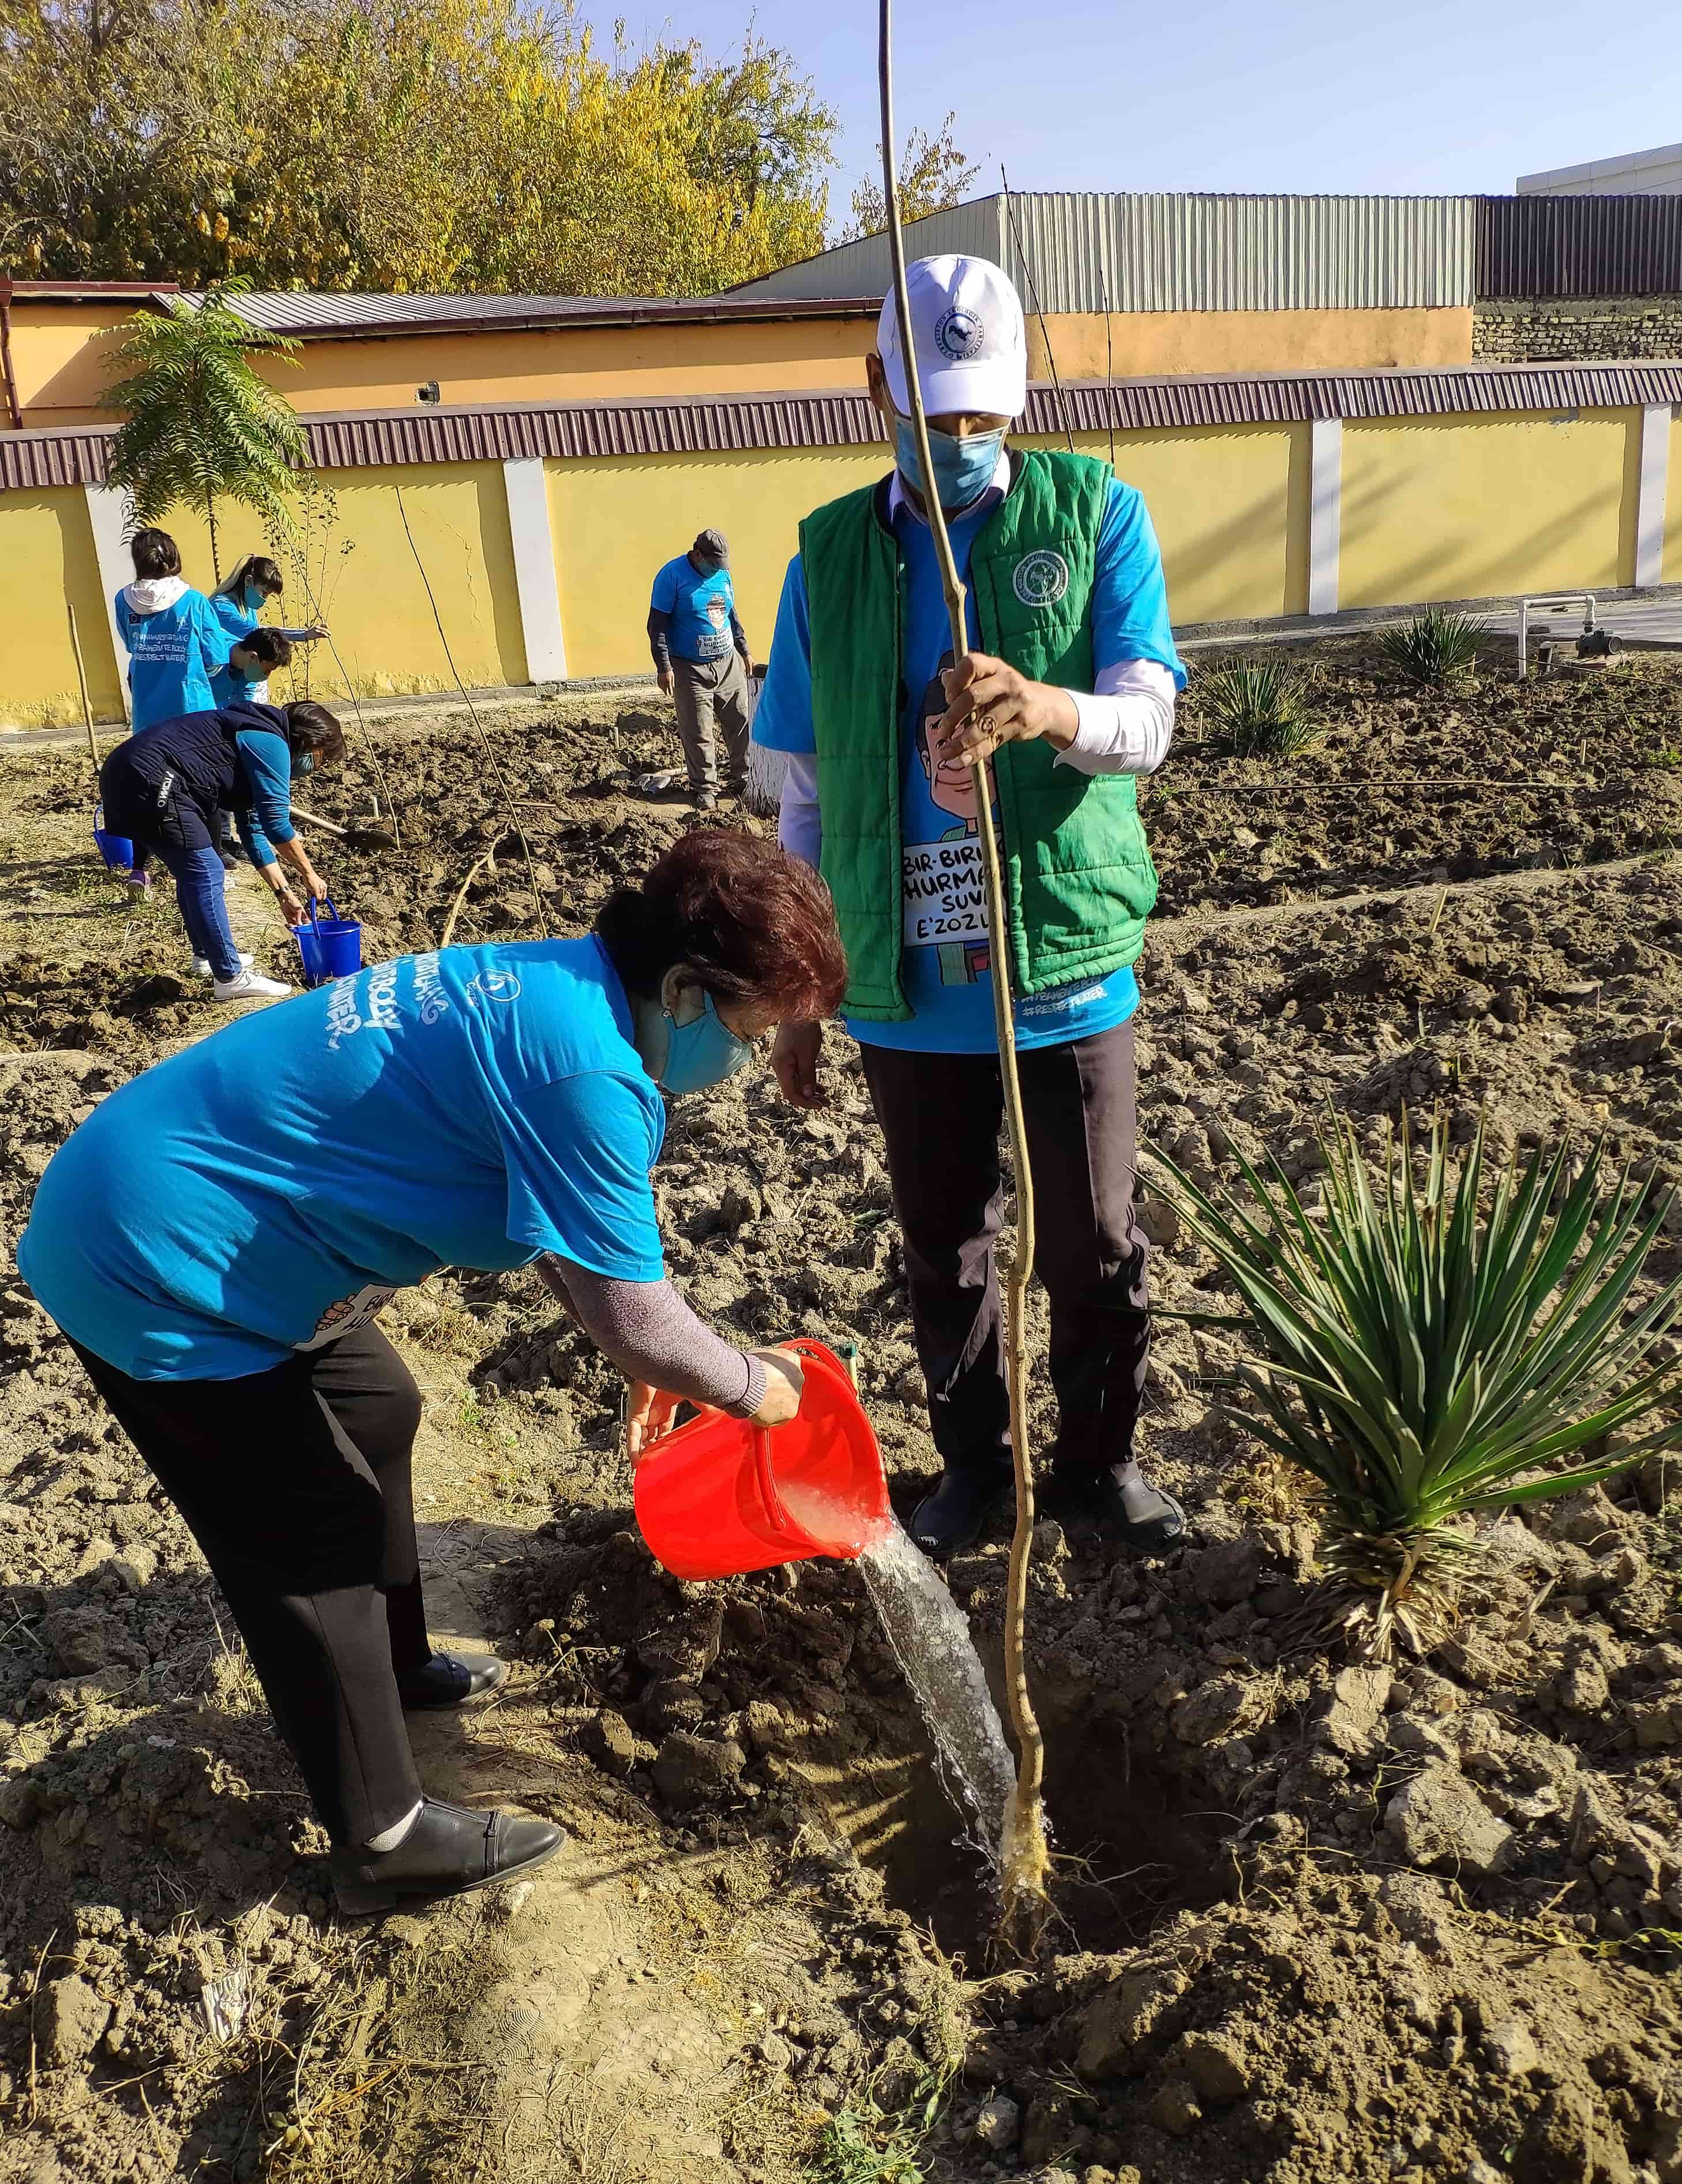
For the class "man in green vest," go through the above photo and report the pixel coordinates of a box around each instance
[754,253,1188,1560]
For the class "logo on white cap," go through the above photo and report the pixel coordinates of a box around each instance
[1012,550,1069,607]
[936,306,986,362]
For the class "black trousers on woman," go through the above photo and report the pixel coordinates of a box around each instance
[858,1017,1151,1483]
[69,1327,429,1845]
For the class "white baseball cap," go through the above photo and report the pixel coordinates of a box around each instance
[877,254,1027,422]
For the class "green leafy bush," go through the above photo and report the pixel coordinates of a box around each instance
[1376,607,1488,685]
[1157,1116,1682,1656]
[1196,658,1321,759]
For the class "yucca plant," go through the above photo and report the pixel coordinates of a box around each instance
[1155,1115,1682,1657]
[103,280,309,581]
[1376,607,1487,686]
[1197,658,1321,759]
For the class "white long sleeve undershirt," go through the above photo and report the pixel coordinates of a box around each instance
[775,657,1175,868]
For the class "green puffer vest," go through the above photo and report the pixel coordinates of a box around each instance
[801,448,1159,1022]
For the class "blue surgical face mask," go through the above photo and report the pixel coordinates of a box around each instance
[893,415,1007,513]
[294,750,317,779]
[654,990,751,1095]
[243,584,266,613]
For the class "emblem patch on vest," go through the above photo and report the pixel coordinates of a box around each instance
[1012,549,1069,607]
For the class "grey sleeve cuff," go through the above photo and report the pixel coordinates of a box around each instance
[723,1354,768,1420]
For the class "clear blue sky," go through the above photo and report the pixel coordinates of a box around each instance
[590,0,1682,205]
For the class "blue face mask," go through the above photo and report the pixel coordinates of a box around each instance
[294,750,317,779]
[656,990,751,1095]
[893,415,1007,513]
[243,586,266,614]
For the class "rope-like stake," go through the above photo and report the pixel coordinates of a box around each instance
[880,0,1050,1951]
[1001,164,1075,453]
[393,483,543,928]
[289,547,403,850]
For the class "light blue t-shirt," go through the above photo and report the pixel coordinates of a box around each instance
[19,936,665,1382]
[115,588,234,731]
[753,468,1184,1055]
[651,554,738,663]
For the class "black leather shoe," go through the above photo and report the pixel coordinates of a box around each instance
[1042,1463,1187,1551]
[909,1469,1013,1560]
[332,1798,566,1916]
[395,1650,509,1710]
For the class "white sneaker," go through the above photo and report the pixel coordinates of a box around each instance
[193,952,254,978]
[212,969,291,1003]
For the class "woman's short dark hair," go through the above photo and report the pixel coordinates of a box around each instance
[283,700,345,767]
[595,829,847,1021]
[130,528,181,579]
[240,628,293,670]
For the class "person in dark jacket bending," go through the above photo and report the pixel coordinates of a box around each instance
[98,691,340,1001]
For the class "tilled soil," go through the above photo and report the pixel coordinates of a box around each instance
[4,655,1682,2183]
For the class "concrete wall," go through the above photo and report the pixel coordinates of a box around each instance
[10,309,883,429]
[1338,410,1637,609]
[0,399,1666,726]
[1031,309,1473,382]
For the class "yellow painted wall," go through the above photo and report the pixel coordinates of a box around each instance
[12,300,1473,431]
[9,309,880,426]
[11,305,141,427]
[0,489,124,727]
[1339,409,1638,609]
[547,444,889,680]
[1020,422,1308,623]
[1665,411,1682,583]
[1030,307,1473,385]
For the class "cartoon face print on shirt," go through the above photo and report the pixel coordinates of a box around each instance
[911,653,993,988]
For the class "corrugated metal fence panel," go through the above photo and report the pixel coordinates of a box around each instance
[1003,194,1477,313]
[1477,195,1682,297]
[727,197,1004,299]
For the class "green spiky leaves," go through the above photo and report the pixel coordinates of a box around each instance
[1155,1116,1682,1654]
[1195,658,1322,760]
[1376,608,1488,686]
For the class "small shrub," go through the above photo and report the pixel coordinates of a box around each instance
[1154,1114,1682,1657]
[1196,658,1321,759]
[1376,607,1487,685]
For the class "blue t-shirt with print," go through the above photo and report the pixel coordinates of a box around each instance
[115,590,234,731]
[19,936,665,1381]
[651,553,737,663]
[753,470,1184,1055]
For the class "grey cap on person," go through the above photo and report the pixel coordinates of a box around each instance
[692,529,729,565]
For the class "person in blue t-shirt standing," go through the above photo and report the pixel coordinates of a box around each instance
[18,830,845,1917]
[647,528,754,811]
[114,528,235,732]
[754,254,1188,1563]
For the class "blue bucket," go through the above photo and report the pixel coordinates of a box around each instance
[294,896,362,987]
[92,805,133,872]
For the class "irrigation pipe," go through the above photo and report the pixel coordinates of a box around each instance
[880,0,1049,1949]
[392,485,544,929]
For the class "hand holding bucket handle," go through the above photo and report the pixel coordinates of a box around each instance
[626,1345,804,1465]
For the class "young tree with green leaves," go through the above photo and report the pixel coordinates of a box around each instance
[102,282,308,582]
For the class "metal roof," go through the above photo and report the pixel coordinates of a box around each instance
[727,192,1479,311]
[205,290,877,340]
[9,361,1681,491]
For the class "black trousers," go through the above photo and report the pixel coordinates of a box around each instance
[859,1019,1151,1480]
[69,1327,429,1845]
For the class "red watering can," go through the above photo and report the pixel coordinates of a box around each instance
[633,1338,891,1581]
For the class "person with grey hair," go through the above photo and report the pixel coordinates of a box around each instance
[647,528,755,811]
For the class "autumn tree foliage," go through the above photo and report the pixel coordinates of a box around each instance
[0,0,854,294]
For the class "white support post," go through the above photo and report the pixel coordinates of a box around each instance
[83,482,133,722]
[501,457,567,684]
[1308,418,1342,618]
[1636,403,1670,591]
